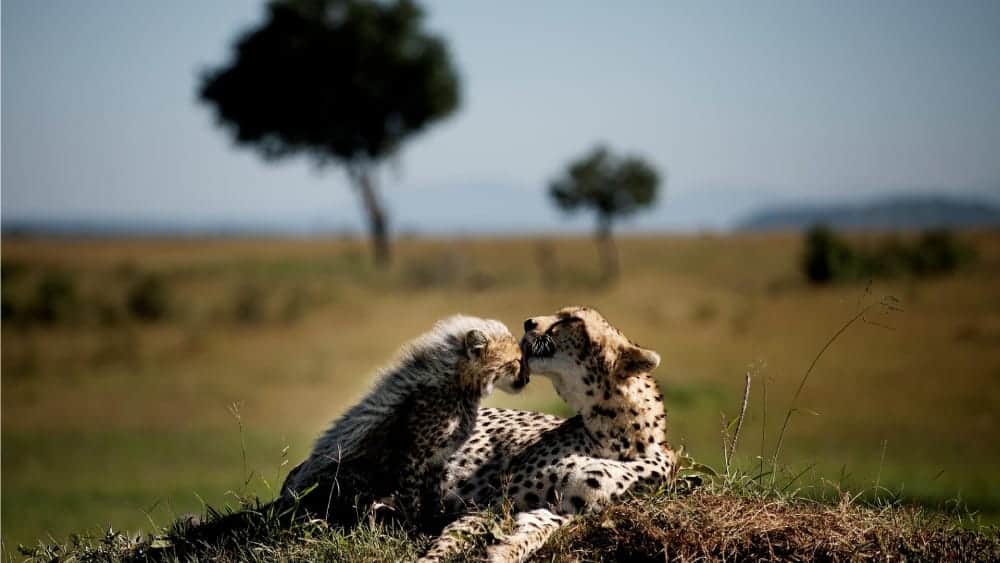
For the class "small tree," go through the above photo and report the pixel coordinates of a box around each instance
[549,145,661,280]
[200,0,461,267]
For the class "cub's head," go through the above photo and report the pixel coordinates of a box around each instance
[431,315,528,396]
[520,306,660,411]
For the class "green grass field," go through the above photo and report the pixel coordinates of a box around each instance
[3,233,999,554]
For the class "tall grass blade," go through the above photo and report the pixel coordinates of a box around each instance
[770,296,898,486]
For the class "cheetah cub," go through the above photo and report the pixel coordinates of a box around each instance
[279,315,527,527]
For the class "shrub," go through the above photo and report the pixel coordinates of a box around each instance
[1,295,16,322]
[868,236,913,278]
[910,229,971,275]
[802,226,973,284]
[802,226,861,283]
[30,271,79,323]
[233,283,267,324]
[127,274,170,321]
[1,259,28,283]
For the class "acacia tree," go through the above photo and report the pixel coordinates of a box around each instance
[200,0,460,267]
[549,145,661,281]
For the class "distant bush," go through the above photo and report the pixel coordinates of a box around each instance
[867,237,913,278]
[802,227,861,283]
[30,271,80,323]
[910,229,972,275]
[802,226,974,284]
[233,283,267,324]
[127,273,170,321]
[1,295,16,322]
[1,259,28,283]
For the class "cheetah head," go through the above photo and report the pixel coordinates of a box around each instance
[520,306,660,412]
[450,317,529,396]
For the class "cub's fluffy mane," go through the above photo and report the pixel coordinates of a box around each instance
[291,315,510,488]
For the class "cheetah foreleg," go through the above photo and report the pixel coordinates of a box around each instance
[418,512,494,563]
[485,508,571,563]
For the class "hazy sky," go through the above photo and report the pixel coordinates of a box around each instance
[3,1,999,232]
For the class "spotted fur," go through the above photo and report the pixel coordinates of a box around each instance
[421,307,676,563]
[279,315,525,527]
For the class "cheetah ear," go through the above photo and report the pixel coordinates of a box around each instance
[464,329,489,360]
[614,344,660,378]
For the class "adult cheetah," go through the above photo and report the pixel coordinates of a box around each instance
[421,307,675,563]
[279,315,527,527]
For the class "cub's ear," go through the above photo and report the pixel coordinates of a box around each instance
[465,329,489,360]
[614,344,660,378]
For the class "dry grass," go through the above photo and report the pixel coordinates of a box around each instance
[535,489,1000,562]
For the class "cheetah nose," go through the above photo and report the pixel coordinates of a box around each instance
[523,318,538,332]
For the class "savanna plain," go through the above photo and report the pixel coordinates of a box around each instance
[3,233,999,554]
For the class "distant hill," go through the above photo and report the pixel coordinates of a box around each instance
[737,194,1000,231]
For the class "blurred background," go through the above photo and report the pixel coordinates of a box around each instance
[3,0,999,551]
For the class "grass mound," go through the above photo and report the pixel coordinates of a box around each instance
[18,488,999,562]
[537,490,999,562]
